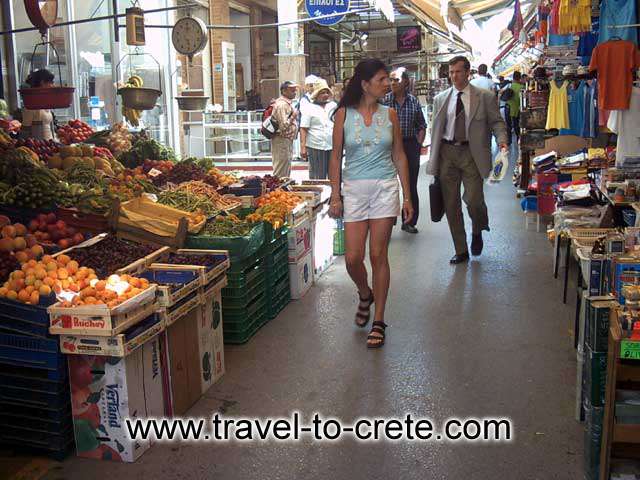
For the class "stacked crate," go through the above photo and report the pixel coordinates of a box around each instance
[222,251,267,344]
[0,299,73,460]
[264,227,291,321]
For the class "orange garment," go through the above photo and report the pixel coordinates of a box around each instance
[589,40,640,110]
[558,0,591,34]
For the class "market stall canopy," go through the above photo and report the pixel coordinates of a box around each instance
[399,0,472,51]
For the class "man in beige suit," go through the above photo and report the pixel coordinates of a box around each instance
[427,56,509,264]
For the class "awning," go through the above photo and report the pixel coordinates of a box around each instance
[400,0,473,51]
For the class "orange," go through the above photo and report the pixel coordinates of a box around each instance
[29,291,39,304]
[45,261,57,272]
[94,280,106,291]
[17,289,30,303]
[56,255,71,266]
[66,260,79,274]
[12,270,25,280]
[39,285,52,296]
[34,268,47,280]
[6,290,17,301]
[57,268,69,280]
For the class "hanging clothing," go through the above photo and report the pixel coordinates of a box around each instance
[536,4,552,44]
[589,39,640,110]
[598,0,638,45]
[546,80,570,130]
[549,0,561,35]
[548,33,574,46]
[558,0,591,34]
[578,18,599,64]
[581,80,599,138]
[608,87,640,167]
[560,81,586,136]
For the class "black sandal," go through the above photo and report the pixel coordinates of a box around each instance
[367,321,387,348]
[355,289,374,328]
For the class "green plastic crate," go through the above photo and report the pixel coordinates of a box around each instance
[223,293,266,329]
[267,277,291,320]
[222,272,266,308]
[186,222,265,262]
[264,223,289,247]
[226,259,265,289]
[223,316,262,344]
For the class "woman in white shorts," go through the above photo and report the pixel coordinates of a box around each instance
[328,59,413,348]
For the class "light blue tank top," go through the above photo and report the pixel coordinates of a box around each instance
[343,105,397,181]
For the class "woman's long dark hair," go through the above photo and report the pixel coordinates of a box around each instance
[333,58,388,118]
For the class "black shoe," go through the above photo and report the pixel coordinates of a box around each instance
[450,252,469,264]
[401,224,419,234]
[471,233,483,256]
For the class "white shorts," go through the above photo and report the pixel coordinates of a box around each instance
[342,178,400,223]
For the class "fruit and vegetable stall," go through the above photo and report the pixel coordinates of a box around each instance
[0,121,337,462]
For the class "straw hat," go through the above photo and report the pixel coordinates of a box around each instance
[310,79,331,100]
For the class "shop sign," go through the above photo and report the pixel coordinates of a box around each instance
[305,0,350,26]
[621,339,640,360]
[397,26,421,52]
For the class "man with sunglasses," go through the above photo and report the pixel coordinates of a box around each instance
[382,67,426,234]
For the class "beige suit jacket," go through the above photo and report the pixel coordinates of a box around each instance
[427,84,508,178]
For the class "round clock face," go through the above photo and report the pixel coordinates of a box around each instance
[172,17,208,57]
[25,0,58,32]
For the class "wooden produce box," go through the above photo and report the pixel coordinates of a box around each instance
[161,290,203,327]
[151,249,230,287]
[139,266,202,307]
[58,311,165,356]
[54,233,170,276]
[48,286,158,336]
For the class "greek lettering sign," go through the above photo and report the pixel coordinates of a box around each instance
[305,0,350,26]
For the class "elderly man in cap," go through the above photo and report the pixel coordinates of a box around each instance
[271,80,299,178]
[300,79,337,179]
[382,67,426,233]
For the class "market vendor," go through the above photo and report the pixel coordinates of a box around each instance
[20,69,56,141]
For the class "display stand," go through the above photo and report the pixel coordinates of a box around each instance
[600,309,640,478]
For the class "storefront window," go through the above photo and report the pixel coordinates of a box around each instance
[12,0,73,121]
[72,1,115,129]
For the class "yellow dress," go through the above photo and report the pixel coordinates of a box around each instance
[558,0,591,34]
[546,81,570,130]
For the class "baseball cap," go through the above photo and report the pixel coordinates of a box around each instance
[305,75,319,85]
[280,80,298,91]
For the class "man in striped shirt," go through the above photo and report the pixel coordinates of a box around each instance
[383,67,427,233]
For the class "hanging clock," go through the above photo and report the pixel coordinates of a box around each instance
[24,0,58,34]
[171,17,208,60]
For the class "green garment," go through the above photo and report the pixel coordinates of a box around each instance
[507,82,523,117]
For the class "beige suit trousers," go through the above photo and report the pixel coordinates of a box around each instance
[439,143,489,255]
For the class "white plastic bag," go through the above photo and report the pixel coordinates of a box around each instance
[487,150,509,184]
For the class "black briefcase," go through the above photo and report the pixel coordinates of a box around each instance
[429,177,445,222]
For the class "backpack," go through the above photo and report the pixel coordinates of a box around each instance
[260,101,279,139]
[500,87,514,102]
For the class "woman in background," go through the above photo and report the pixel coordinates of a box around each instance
[21,69,56,141]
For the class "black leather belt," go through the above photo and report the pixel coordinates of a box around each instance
[442,139,469,146]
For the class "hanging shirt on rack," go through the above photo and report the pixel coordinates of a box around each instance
[582,80,599,138]
[560,81,586,136]
[589,39,640,110]
[608,87,640,167]
[549,0,561,35]
[578,17,600,64]
[546,80,570,130]
[536,4,552,44]
[597,0,638,45]
[558,0,592,34]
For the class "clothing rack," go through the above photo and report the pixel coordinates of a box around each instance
[607,23,640,29]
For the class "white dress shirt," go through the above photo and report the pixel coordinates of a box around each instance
[443,84,471,141]
[470,76,496,93]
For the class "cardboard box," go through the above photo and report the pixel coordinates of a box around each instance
[287,215,312,263]
[311,206,335,279]
[588,256,612,297]
[60,312,164,356]
[289,252,313,299]
[198,287,225,394]
[582,344,608,407]
[164,308,202,416]
[585,298,616,352]
[68,336,164,462]
[48,287,158,336]
[612,257,640,304]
